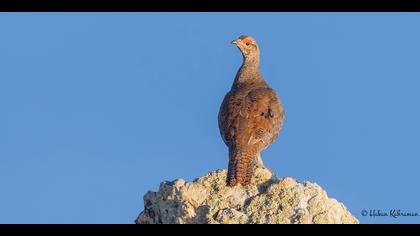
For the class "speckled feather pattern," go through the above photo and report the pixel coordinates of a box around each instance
[218,36,285,187]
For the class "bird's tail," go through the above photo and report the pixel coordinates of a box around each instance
[227,148,255,187]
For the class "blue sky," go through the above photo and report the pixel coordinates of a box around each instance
[0,13,419,224]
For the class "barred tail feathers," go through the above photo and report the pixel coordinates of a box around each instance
[227,149,255,187]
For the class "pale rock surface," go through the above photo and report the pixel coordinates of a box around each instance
[136,168,358,224]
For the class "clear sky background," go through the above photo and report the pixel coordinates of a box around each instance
[1,13,419,224]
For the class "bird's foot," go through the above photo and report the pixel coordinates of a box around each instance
[255,153,265,169]
[255,162,266,169]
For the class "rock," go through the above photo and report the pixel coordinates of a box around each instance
[135,168,359,224]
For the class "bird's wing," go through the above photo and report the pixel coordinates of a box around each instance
[218,87,285,149]
[245,87,285,148]
[218,91,241,146]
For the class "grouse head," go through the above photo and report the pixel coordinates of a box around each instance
[231,35,260,61]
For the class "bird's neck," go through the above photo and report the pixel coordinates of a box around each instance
[233,57,262,87]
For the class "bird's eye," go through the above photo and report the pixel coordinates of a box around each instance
[245,42,250,46]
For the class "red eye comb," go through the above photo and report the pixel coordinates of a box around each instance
[242,37,253,43]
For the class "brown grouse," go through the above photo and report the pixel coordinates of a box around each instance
[218,35,285,187]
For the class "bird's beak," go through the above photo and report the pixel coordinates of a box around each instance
[231,39,238,45]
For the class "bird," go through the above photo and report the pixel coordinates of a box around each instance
[218,35,285,187]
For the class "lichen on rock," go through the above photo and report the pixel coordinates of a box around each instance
[136,168,359,224]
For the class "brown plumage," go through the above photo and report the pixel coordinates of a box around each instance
[218,35,285,187]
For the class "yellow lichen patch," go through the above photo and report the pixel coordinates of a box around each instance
[277,177,297,189]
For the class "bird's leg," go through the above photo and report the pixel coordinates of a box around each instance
[255,153,276,178]
[255,153,265,168]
